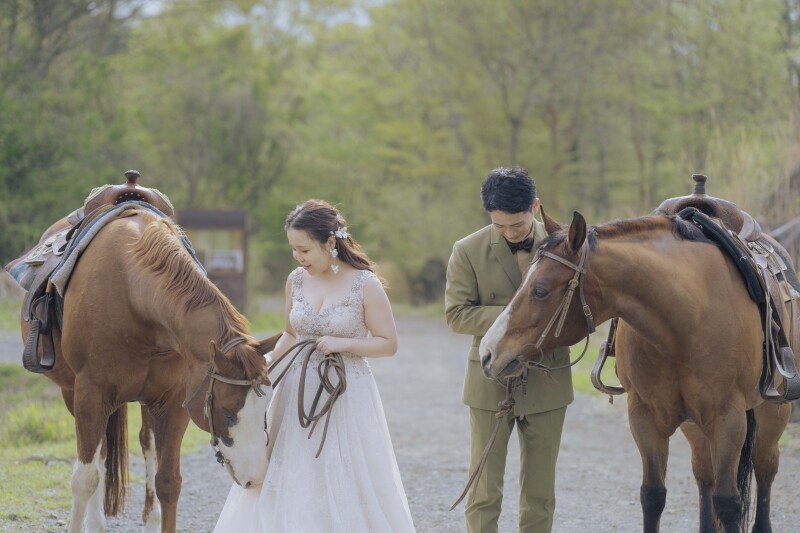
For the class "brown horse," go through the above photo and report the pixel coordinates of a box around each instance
[20,208,280,533]
[480,211,795,533]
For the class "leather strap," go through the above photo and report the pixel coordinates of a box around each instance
[267,339,348,458]
[450,380,515,511]
[590,318,625,396]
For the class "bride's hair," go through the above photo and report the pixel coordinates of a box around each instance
[285,199,386,285]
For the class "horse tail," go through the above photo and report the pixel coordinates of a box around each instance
[104,404,129,516]
[736,408,756,532]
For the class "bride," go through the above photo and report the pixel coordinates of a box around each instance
[213,199,416,533]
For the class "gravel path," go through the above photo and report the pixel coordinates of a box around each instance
[2,317,799,532]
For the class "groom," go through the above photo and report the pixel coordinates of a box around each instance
[445,167,573,533]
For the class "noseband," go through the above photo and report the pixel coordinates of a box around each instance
[184,336,270,466]
[526,241,596,371]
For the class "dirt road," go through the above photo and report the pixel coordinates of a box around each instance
[3,317,799,532]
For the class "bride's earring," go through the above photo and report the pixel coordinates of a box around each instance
[330,248,339,274]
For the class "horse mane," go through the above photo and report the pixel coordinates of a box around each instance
[595,215,712,244]
[130,217,264,379]
[541,215,713,251]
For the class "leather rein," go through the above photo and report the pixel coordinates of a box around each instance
[267,339,347,458]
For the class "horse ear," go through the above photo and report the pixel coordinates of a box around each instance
[541,205,563,235]
[567,211,587,254]
[208,340,222,369]
[257,332,283,355]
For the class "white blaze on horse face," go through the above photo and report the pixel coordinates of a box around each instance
[480,260,539,366]
[219,387,272,487]
[481,308,510,364]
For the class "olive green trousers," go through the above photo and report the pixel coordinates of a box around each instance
[465,406,567,533]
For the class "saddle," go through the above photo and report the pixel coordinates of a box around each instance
[5,170,175,373]
[592,174,800,403]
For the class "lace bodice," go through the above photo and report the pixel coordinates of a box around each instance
[287,267,374,375]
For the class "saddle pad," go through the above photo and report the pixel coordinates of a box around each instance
[5,229,71,291]
[50,201,204,297]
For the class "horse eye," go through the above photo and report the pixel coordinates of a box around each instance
[222,408,237,424]
[532,286,549,300]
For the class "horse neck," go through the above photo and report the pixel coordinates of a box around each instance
[589,233,711,345]
[131,270,237,369]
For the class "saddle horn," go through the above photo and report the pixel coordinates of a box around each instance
[83,169,175,218]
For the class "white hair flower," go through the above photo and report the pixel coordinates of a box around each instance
[332,227,349,239]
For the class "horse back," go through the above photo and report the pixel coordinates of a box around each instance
[59,211,162,374]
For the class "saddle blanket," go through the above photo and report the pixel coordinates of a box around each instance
[6,201,204,297]
[6,227,71,291]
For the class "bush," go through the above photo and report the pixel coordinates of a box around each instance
[409,257,447,306]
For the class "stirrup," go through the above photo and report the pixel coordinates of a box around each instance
[22,320,55,373]
[590,340,625,396]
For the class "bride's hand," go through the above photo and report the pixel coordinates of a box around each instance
[316,336,350,355]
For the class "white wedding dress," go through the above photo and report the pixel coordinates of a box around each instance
[214,268,416,533]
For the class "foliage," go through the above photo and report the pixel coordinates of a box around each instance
[2,0,800,296]
[246,310,286,334]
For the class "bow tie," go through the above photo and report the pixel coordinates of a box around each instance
[508,237,534,254]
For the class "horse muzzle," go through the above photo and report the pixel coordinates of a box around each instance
[481,349,523,380]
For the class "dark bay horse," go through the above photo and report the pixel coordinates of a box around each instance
[21,208,280,533]
[480,211,795,533]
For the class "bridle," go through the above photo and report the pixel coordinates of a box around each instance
[183,336,270,466]
[523,240,596,372]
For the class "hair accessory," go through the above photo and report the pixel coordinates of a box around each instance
[332,227,349,239]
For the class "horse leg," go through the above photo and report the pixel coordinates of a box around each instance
[628,399,670,533]
[139,405,161,533]
[709,408,752,533]
[751,402,790,533]
[151,397,191,533]
[85,438,109,532]
[68,388,109,533]
[680,421,720,533]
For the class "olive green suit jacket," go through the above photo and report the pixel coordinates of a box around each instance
[445,219,574,416]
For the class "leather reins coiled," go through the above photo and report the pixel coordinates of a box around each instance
[268,339,348,458]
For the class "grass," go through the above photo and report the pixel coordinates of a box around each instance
[246,310,285,335]
[0,364,211,532]
[0,297,22,331]
[566,328,614,397]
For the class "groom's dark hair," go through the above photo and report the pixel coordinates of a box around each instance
[480,167,537,214]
